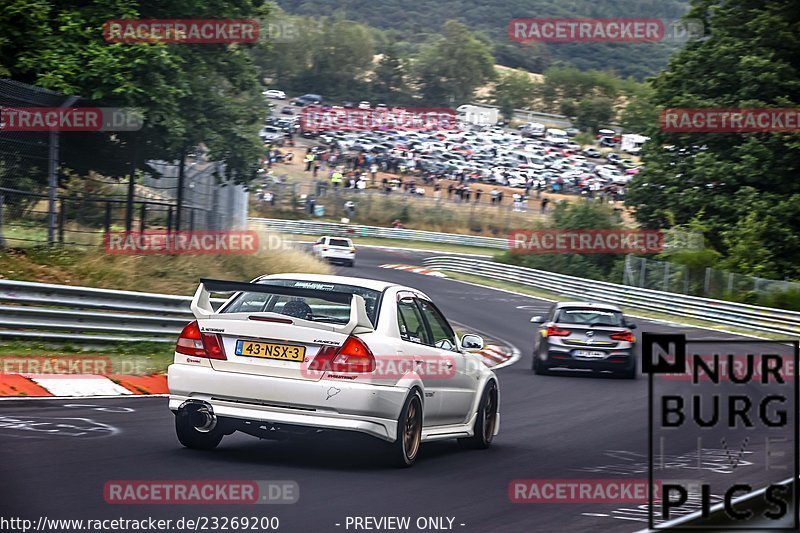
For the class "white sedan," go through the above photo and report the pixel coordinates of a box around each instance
[168,274,500,467]
[263,89,286,100]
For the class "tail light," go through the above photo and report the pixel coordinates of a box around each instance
[176,320,227,360]
[610,330,635,343]
[308,336,375,373]
[545,325,571,337]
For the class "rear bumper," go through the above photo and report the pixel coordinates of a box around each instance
[320,253,354,264]
[168,364,406,441]
[542,346,636,372]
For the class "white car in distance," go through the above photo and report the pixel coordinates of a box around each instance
[312,236,356,267]
[263,89,287,100]
[168,274,500,467]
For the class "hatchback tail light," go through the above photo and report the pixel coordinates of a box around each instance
[610,330,635,343]
[545,325,571,337]
[308,336,375,373]
[175,320,227,360]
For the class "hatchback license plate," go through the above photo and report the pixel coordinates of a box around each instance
[236,340,305,362]
[573,350,606,358]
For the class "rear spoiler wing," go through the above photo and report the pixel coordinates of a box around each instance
[190,278,375,335]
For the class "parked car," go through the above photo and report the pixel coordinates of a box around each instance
[292,93,323,106]
[262,89,286,100]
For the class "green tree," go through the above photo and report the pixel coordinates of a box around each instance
[3,0,267,184]
[575,96,615,132]
[414,20,495,105]
[491,69,537,110]
[371,42,409,102]
[626,0,800,279]
[620,82,659,133]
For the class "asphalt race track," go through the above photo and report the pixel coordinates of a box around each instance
[0,246,795,532]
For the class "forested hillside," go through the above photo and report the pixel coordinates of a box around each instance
[276,0,690,78]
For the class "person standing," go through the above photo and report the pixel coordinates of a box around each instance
[540,196,550,214]
[304,149,315,172]
[331,169,343,189]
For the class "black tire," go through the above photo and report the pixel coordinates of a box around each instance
[175,409,224,450]
[458,380,498,450]
[389,390,423,467]
[532,354,549,375]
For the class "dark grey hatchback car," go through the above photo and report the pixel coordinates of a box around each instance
[530,302,638,378]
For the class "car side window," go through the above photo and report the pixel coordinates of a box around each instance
[397,298,431,345]
[416,299,457,352]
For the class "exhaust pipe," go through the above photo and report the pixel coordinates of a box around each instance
[178,400,217,433]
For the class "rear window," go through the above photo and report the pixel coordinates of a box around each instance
[222,279,380,326]
[328,238,351,248]
[555,308,624,327]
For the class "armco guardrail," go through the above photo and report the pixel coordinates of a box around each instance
[0,280,203,343]
[250,218,508,250]
[422,256,800,336]
[3,258,800,343]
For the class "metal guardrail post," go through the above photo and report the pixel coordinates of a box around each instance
[139,202,146,234]
[0,193,5,250]
[57,199,65,244]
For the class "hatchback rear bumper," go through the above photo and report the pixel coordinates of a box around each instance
[543,347,636,372]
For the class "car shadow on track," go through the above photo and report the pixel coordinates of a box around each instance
[170,431,490,471]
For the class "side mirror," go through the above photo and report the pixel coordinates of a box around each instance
[461,334,484,351]
[530,315,544,324]
[626,322,637,329]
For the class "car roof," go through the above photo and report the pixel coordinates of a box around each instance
[259,273,400,292]
[554,301,623,312]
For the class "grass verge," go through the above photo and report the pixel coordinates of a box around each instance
[0,240,331,295]
[0,341,174,375]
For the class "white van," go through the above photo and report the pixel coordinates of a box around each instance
[521,122,546,137]
[545,128,568,145]
[511,150,546,170]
